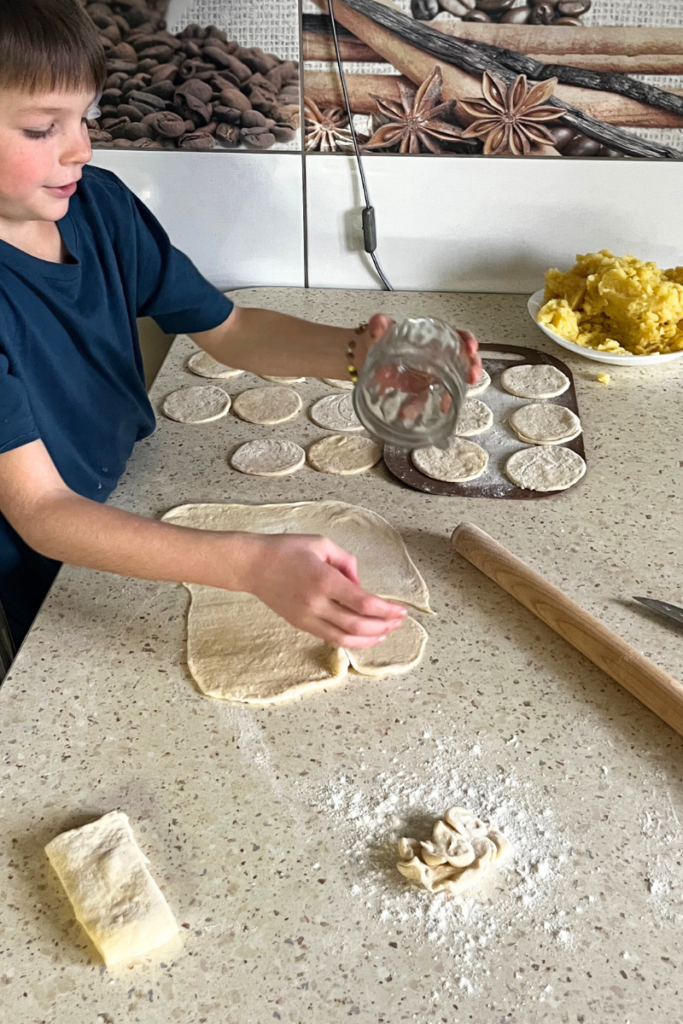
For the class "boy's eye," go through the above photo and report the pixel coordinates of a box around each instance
[23,126,55,140]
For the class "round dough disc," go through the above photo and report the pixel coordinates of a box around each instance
[411,438,489,482]
[310,393,363,432]
[231,439,305,477]
[187,351,244,380]
[260,375,305,384]
[308,434,382,475]
[347,616,428,678]
[468,368,491,396]
[506,445,586,492]
[456,398,493,437]
[162,385,230,424]
[232,386,302,425]
[510,403,581,445]
[501,364,569,399]
[321,377,355,390]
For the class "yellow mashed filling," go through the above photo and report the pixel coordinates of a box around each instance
[537,250,683,355]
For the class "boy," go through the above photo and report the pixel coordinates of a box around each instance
[0,0,479,656]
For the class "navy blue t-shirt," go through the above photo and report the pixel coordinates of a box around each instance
[0,165,233,646]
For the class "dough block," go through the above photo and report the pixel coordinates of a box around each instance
[45,811,178,965]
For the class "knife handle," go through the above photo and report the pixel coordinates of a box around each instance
[452,522,683,740]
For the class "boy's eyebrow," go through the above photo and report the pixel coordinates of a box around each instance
[16,96,98,116]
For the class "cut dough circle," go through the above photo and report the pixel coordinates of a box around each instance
[510,403,581,444]
[308,434,382,475]
[468,367,491,396]
[187,351,244,380]
[412,438,489,482]
[232,386,302,425]
[310,393,363,432]
[260,375,306,384]
[231,439,305,477]
[161,501,431,704]
[501,363,569,399]
[162,385,230,424]
[456,398,493,437]
[505,445,586,492]
[321,377,355,390]
[347,616,427,678]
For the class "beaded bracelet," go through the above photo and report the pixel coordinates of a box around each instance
[346,322,368,383]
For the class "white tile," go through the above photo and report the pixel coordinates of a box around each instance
[305,155,683,293]
[90,151,305,290]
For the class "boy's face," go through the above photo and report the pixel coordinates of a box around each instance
[0,88,95,224]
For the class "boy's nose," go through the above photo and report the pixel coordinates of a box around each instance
[62,127,92,167]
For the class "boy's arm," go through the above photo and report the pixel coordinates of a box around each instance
[190,309,482,384]
[0,441,405,648]
[188,308,386,380]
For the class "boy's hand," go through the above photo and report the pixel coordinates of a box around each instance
[245,534,407,649]
[359,314,483,386]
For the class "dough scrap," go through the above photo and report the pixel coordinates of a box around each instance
[468,367,491,396]
[310,393,363,432]
[308,434,382,475]
[397,806,512,895]
[260,375,306,384]
[411,438,489,483]
[161,502,431,703]
[455,398,493,437]
[321,377,355,390]
[231,439,305,477]
[505,445,586,492]
[348,616,427,678]
[501,363,569,399]
[187,351,244,380]
[510,403,581,444]
[45,811,178,966]
[162,386,230,424]
[232,386,302,425]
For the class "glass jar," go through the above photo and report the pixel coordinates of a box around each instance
[352,317,470,449]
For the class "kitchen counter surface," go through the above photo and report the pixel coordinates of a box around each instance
[1,289,682,1024]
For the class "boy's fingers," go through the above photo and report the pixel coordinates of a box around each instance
[320,541,360,585]
[325,606,404,639]
[329,577,407,622]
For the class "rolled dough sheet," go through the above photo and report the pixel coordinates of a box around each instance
[347,616,427,678]
[187,351,244,380]
[45,811,178,966]
[509,403,581,445]
[468,367,491,396]
[232,386,302,425]
[161,501,431,703]
[307,434,382,475]
[505,445,586,491]
[501,363,569,399]
[411,438,489,482]
[455,398,493,437]
[162,386,230,424]
[321,377,355,390]
[231,439,305,477]
[310,393,363,432]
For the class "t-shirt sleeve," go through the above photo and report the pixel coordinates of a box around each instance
[0,351,40,454]
[126,188,234,335]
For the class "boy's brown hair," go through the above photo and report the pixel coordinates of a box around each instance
[0,0,107,96]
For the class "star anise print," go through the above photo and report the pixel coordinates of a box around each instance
[305,99,355,153]
[459,72,562,156]
[364,66,464,155]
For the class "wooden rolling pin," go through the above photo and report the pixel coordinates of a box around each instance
[451,522,683,739]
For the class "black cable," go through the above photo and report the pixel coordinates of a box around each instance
[327,1,393,291]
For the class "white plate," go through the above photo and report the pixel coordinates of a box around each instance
[528,289,683,366]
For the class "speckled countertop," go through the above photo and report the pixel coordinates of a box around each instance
[2,289,683,1024]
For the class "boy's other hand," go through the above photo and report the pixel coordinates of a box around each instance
[245,534,407,649]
